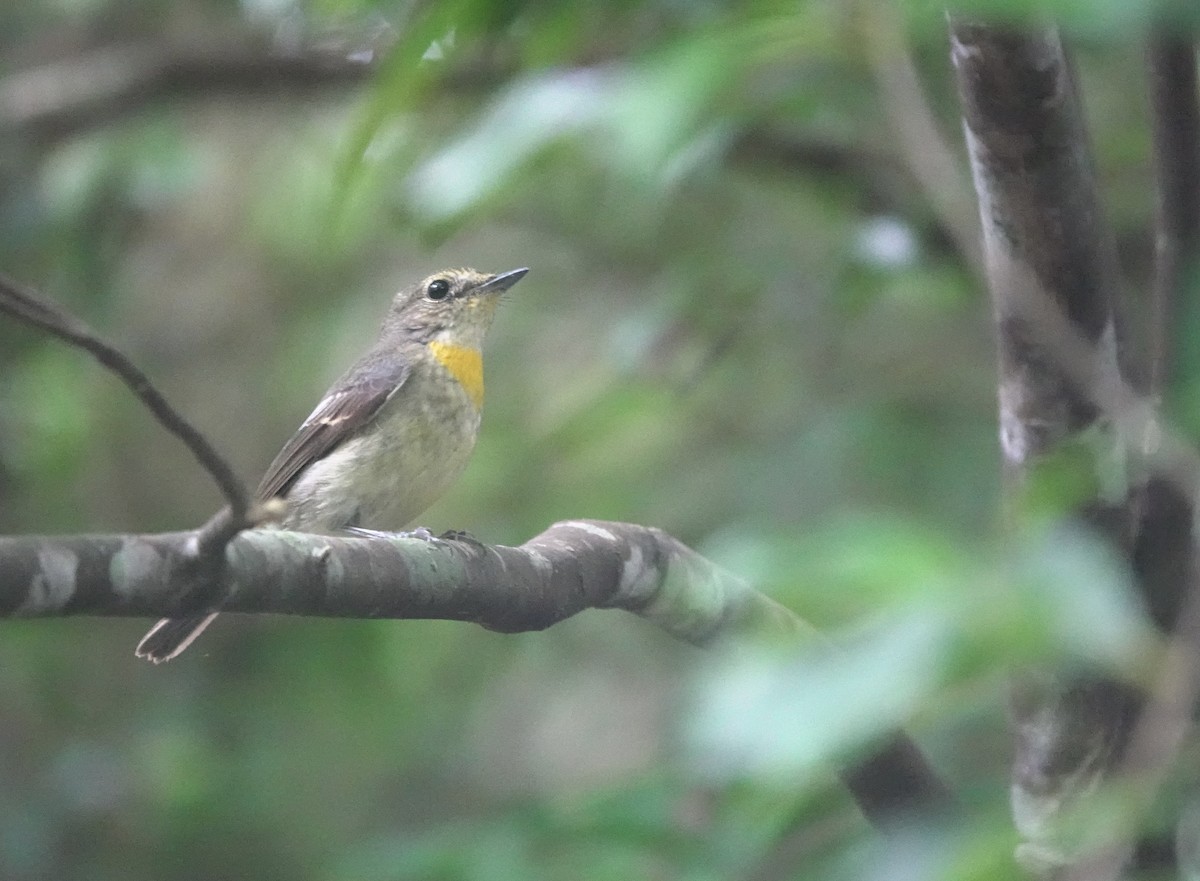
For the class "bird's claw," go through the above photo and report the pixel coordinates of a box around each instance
[439,529,484,549]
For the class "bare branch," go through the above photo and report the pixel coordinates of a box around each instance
[949,20,1142,876]
[1056,35,1200,881]
[729,128,977,268]
[951,22,1127,460]
[1,40,372,144]
[744,729,958,881]
[1147,34,1200,399]
[0,521,793,637]
[0,34,987,283]
[1065,586,1200,881]
[861,5,983,277]
[0,519,954,834]
[0,273,250,533]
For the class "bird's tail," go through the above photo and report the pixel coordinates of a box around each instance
[135,613,219,663]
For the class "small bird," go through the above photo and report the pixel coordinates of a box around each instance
[136,266,528,662]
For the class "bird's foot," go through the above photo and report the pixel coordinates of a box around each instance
[439,529,485,549]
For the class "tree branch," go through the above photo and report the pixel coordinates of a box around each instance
[951,22,1127,461]
[0,519,954,833]
[0,520,797,640]
[1064,584,1200,881]
[860,4,983,277]
[0,39,373,144]
[1060,32,1200,881]
[0,33,987,278]
[1147,34,1200,401]
[0,27,969,855]
[0,273,249,536]
[949,20,1141,877]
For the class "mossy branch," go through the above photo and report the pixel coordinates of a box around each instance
[0,519,955,831]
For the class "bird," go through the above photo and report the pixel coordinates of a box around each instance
[135,266,528,662]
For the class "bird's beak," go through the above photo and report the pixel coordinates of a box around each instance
[476,267,529,294]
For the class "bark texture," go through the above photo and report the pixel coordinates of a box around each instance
[950,22,1141,878]
[0,518,957,833]
[0,520,804,645]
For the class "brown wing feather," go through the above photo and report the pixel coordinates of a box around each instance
[255,355,411,502]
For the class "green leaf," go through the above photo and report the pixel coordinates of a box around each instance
[404,33,744,222]
[1011,522,1154,673]
[685,609,952,780]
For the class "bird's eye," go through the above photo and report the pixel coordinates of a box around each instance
[426,279,451,300]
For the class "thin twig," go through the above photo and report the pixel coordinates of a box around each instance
[1147,34,1200,399]
[0,273,249,532]
[1061,33,1200,881]
[861,4,984,278]
[1064,577,1200,881]
[1,41,374,144]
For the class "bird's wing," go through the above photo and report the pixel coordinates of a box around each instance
[255,355,412,503]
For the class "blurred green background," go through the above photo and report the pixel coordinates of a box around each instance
[0,0,1173,878]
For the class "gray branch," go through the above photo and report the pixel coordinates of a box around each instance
[0,518,956,834]
[951,23,1127,467]
[1148,33,1200,399]
[950,21,1143,879]
[0,520,805,645]
[0,39,373,144]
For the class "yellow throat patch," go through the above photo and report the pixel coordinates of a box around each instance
[428,341,484,409]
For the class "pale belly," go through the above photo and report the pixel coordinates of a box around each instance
[280,372,481,532]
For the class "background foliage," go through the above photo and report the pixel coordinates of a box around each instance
[0,0,1179,878]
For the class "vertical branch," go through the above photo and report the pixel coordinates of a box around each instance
[1147,35,1200,404]
[859,4,984,277]
[950,24,1126,466]
[949,21,1137,877]
[1058,31,1200,881]
[1136,31,1200,675]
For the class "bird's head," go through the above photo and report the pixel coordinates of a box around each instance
[385,267,528,348]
